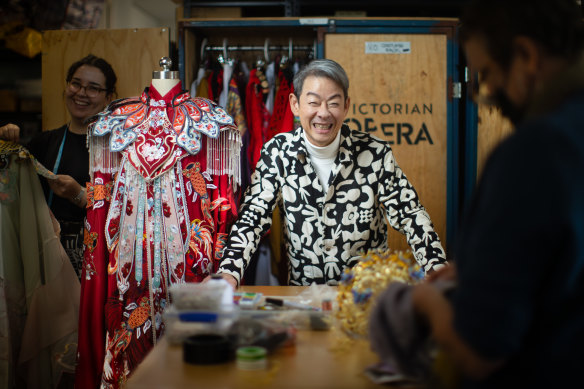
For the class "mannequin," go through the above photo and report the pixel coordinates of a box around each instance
[75,57,241,389]
[151,56,180,96]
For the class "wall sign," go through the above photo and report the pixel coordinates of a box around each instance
[365,41,411,54]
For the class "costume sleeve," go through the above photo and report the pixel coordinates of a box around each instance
[378,144,446,272]
[75,109,121,388]
[210,163,240,272]
[76,169,114,388]
[218,138,282,284]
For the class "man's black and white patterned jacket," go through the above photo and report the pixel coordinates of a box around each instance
[218,124,447,285]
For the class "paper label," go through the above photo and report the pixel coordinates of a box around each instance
[299,18,329,25]
[365,41,411,54]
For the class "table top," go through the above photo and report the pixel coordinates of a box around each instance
[126,286,387,389]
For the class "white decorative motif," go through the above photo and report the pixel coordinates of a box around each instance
[218,126,447,285]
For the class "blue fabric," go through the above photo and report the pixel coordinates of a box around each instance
[453,88,584,388]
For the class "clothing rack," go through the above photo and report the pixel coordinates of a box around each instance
[204,44,315,53]
[200,38,316,62]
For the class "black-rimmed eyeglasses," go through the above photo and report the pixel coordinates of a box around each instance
[67,80,107,97]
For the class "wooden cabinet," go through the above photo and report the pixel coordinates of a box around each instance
[178,17,461,252]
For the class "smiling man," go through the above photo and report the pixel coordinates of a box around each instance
[215,59,446,287]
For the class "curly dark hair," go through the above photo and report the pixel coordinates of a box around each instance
[66,54,117,96]
[460,0,584,70]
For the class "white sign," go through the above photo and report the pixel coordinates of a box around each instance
[365,41,411,54]
[299,18,329,25]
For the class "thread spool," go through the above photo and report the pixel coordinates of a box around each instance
[236,346,267,370]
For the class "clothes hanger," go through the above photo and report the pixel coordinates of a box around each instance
[279,38,293,69]
[264,38,270,63]
[199,38,208,69]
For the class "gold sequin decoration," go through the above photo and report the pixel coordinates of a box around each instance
[335,249,424,337]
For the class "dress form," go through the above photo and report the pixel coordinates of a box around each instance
[151,57,180,97]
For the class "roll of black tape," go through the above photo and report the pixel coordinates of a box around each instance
[183,334,234,364]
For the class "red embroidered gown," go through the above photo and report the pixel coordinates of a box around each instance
[75,83,240,388]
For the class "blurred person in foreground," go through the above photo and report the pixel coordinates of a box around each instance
[370,0,584,388]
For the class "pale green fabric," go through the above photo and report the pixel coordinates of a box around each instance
[0,144,79,389]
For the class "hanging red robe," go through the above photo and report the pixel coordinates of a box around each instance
[266,67,295,142]
[245,68,270,172]
[75,83,240,388]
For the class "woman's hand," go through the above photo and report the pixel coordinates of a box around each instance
[0,123,21,142]
[48,174,86,207]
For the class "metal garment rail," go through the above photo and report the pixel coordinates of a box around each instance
[204,45,314,52]
[200,37,317,62]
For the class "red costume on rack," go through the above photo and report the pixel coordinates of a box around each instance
[266,67,295,142]
[75,82,241,388]
[245,68,270,171]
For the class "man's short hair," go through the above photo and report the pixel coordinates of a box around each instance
[460,0,584,70]
[292,59,350,101]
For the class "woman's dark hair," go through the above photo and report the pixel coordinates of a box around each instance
[66,54,118,96]
[460,0,584,70]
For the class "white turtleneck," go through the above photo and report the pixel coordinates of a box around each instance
[302,129,341,192]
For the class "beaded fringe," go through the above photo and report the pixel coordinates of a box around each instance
[88,133,122,180]
[89,128,241,188]
[206,128,242,190]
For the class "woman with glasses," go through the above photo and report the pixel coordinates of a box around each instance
[0,54,117,279]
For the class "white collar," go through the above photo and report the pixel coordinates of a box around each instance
[302,128,341,160]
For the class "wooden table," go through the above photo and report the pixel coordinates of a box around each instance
[127,286,385,389]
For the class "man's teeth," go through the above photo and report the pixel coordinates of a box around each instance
[314,124,330,129]
[74,100,89,106]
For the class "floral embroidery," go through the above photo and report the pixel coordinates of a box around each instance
[214,232,228,261]
[0,140,56,180]
[92,91,234,155]
[87,180,114,208]
[189,219,213,260]
[84,228,98,253]
[0,168,14,204]
[1,140,58,203]
[83,256,98,281]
